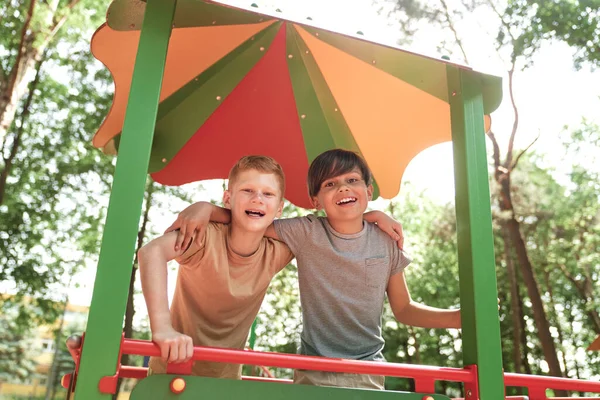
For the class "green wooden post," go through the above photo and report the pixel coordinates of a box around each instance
[447,67,504,400]
[74,0,176,398]
[249,318,258,350]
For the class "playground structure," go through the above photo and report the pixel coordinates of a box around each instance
[62,0,600,398]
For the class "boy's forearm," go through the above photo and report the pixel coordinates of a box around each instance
[363,210,384,224]
[208,202,232,223]
[138,247,173,332]
[395,302,461,329]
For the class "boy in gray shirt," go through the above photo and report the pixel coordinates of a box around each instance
[168,149,461,390]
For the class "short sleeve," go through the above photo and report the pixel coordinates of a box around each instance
[174,222,217,267]
[390,247,412,277]
[273,215,316,255]
[270,239,295,273]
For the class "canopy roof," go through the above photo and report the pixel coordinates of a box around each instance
[590,335,600,351]
[91,0,502,208]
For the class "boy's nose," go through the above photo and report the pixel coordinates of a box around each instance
[251,193,265,202]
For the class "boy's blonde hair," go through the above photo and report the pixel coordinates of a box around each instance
[228,155,286,198]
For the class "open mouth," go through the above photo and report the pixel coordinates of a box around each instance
[245,209,266,217]
[336,197,357,205]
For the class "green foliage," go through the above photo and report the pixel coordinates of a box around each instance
[0,44,114,323]
[506,0,600,69]
[0,307,37,383]
[0,0,113,329]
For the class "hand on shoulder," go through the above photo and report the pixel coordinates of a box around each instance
[164,202,215,252]
[365,210,404,249]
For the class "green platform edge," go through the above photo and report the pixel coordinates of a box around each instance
[447,65,504,399]
[73,0,177,398]
[130,375,452,399]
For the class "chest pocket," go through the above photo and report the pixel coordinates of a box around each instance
[365,257,389,288]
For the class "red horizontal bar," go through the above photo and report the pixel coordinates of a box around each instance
[242,376,293,384]
[119,366,149,380]
[118,339,600,395]
[505,372,600,393]
[122,339,473,382]
[116,365,292,384]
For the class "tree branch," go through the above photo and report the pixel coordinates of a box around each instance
[485,0,516,43]
[0,51,45,205]
[3,0,37,105]
[486,129,502,170]
[41,0,82,50]
[504,64,520,168]
[510,132,540,171]
[439,0,469,64]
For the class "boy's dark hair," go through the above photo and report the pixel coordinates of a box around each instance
[307,149,372,197]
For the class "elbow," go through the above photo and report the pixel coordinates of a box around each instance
[137,244,153,269]
[391,301,412,323]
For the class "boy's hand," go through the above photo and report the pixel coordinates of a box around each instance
[365,210,404,249]
[152,327,194,363]
[165,203,213,252]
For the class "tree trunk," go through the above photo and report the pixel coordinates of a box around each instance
[543,269,569,377]
[502,227,523,374]
[114,181,155,398]
[44,274,73,400]
[0,53,44,204]
[504,217,564,379]
[0,0,38,145]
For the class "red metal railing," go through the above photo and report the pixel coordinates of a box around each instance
[63,337,600,399]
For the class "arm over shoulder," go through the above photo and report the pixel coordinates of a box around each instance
[269,239,295,273]
[174,222,215,267]
[272,215,316,254]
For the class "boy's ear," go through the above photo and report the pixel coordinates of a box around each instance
[367,184,374,201]
[275,200,284,218]
[311,197,323,210]
[223,190,232,209]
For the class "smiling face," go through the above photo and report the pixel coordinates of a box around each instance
[311,168,373,224]
[223,169,284,233]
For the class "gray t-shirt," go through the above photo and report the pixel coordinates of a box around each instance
[274,215,411,361]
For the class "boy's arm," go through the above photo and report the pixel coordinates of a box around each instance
[138,232,194,363]
[364,210,404,248]
[387,271,461,329]
[165,201,231,251]
[264,223,279,240]
[166,201,281,250]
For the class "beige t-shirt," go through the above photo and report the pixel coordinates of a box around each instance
[149,222,294,379]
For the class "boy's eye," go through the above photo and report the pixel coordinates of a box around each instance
[243,188,253,193]
[265,192,275,197]
[348,178,358,183]
[323,182,334,188]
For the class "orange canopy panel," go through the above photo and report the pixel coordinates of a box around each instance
[589,335,600,351]
[91,0,502,208]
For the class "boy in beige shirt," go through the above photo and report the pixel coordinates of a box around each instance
[138,155,293,379]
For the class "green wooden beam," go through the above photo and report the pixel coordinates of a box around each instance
[447,66,504,400]
[74,0,176,398]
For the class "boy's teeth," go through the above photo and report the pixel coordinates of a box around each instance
[245,210,265,216]
[336,197,356,205]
